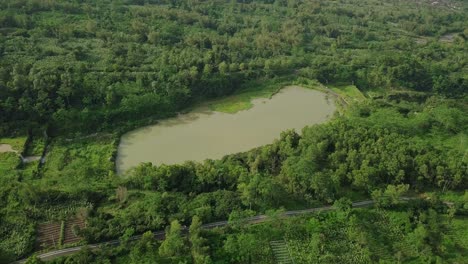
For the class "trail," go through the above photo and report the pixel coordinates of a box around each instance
[13,200,375,263]
[22,198,458,263]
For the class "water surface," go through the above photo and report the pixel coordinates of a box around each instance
[117,86,335,174]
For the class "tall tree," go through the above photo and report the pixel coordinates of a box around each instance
[158,220,186,259]
[189,216,211,264]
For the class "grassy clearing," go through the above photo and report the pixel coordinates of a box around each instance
[0,152,21,175]
[0,137,26,176]
[209,100,254,114]
[42,134,116,186]
[0,137,27,152]
[329,84,366,102]
[0,136,41,179]
[206,76,295,113]
[20,161,40,178]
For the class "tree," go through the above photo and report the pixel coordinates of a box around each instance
[120,227,135,249]
[129,231,158,264]
[229,63,238,72]
[202,64,212,76]
[333,197,352,217]
[189,216,211,264]
[371,184,409,208]
[58,72,73,107]
[223,233,259,264]
[264,59,273,75]
[158,220,186,259]
[189,66,199,81]
[218,61,228,75]
[237,173,261,210]
[147,31,159,45]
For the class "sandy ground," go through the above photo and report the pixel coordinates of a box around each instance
[0,144,16,153]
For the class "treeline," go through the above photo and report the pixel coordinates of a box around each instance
[1,0,467,135]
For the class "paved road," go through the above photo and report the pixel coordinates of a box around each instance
[14,200,377,263]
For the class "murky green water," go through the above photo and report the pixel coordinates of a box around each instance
[116,86,335,174]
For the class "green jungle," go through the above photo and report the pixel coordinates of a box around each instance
[0,0,467,263]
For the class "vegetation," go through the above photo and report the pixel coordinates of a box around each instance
[0,0,467,263]
[329,83,366,102]
[0,136,27,152]
[206,76,293,113]
[25,138,46,156]
[3,94,466,262]
[44,200,468,264]
[0,0,466,135]
[0,152,21,176]
[41,134,116,188]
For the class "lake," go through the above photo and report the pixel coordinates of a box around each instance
[116,86,335,174]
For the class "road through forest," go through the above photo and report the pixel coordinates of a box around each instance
[14,200,377,263]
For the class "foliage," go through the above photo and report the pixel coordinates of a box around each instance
[371,184,410,208]
[0,152,21,175]
[1,94,467,261]
[53,203,468,264]
[189,216,211,264]
[0,137,27,152]
[24,255,44,264]
[0,0,467,261]
[329,84,366,102]
[158,220,188,261]
[41,134,116,190]
[0,0,466,135]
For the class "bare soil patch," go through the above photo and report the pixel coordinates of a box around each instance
[0,144,16,153]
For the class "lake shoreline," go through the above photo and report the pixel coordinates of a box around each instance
[116,86,336,174]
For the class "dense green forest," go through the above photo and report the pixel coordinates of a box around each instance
[0,0,467,135]
[0,0,467,263]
